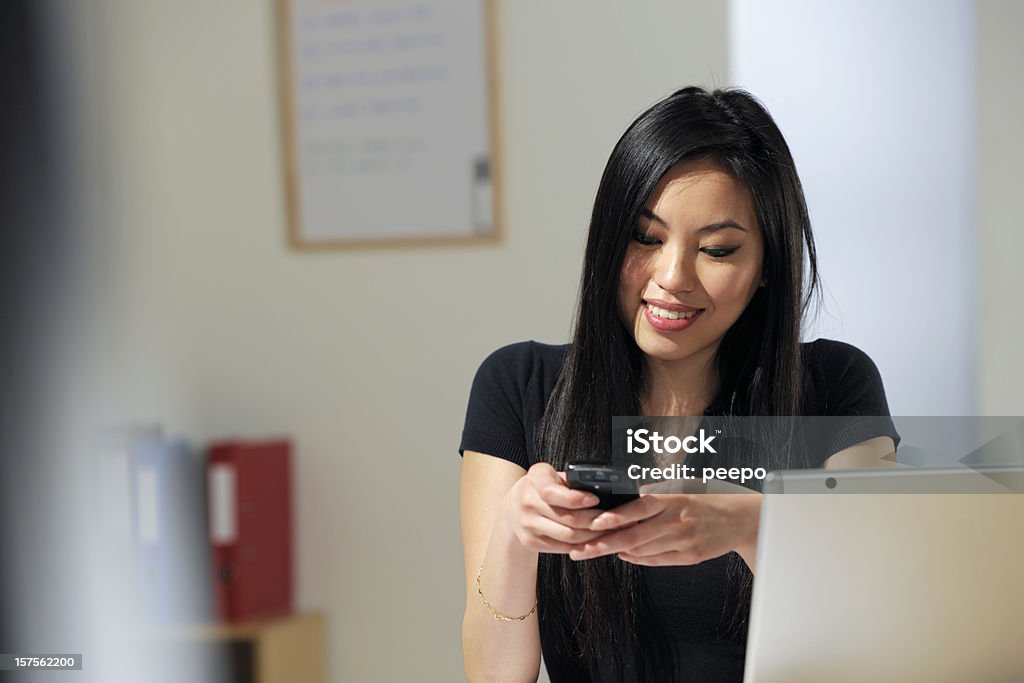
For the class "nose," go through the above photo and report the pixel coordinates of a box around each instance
[652,245,697,294]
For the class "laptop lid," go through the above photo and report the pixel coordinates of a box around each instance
[744,468,1024,683]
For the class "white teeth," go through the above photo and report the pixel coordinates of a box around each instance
[648,304,699,320]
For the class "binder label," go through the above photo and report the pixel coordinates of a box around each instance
[209,464,238,544]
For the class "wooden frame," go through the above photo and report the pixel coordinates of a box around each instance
[276,0,503,250]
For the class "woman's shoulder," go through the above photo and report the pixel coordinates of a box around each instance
[472,341,570,401]
[800,338,891,415]
[801,338,878,371]
[461,342,570,465]
[480,340,570,371]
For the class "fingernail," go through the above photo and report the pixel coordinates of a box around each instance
[591,514,608,530]
[584,494,599,506]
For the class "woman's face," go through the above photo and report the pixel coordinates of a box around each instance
[618,157,764,368]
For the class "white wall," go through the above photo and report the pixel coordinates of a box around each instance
[977,0,1024,415]
[60,1,728,680]
[730,0,977,416]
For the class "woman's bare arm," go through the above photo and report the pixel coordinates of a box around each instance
[460,451,541,683]
[460,452,605,682]
[823,436,897,469]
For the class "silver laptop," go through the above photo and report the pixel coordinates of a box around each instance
[744,467,1024,683]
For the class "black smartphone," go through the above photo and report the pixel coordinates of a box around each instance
[566,463,640,510]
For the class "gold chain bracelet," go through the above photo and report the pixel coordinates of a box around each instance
[475,564,537,622]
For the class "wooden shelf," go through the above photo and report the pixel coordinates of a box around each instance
[155,611,326,683]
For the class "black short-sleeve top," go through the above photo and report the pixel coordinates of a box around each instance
[460,338,897,468]
[459,339,898,682]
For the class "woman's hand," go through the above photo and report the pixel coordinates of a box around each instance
[500,463,609,553]
[567,492,762,570]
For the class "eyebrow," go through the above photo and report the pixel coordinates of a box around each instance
[639,207,750,233]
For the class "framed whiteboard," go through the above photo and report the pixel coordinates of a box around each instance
[277,0,501,249]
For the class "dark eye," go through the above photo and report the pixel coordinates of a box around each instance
[700,247,739,258]
[632,230,660,246]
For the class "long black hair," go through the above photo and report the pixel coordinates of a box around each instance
[535,87,819,679]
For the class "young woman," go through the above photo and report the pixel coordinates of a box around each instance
[459,87,898,682]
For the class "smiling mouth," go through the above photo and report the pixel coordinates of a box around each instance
[645,303,703,320]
